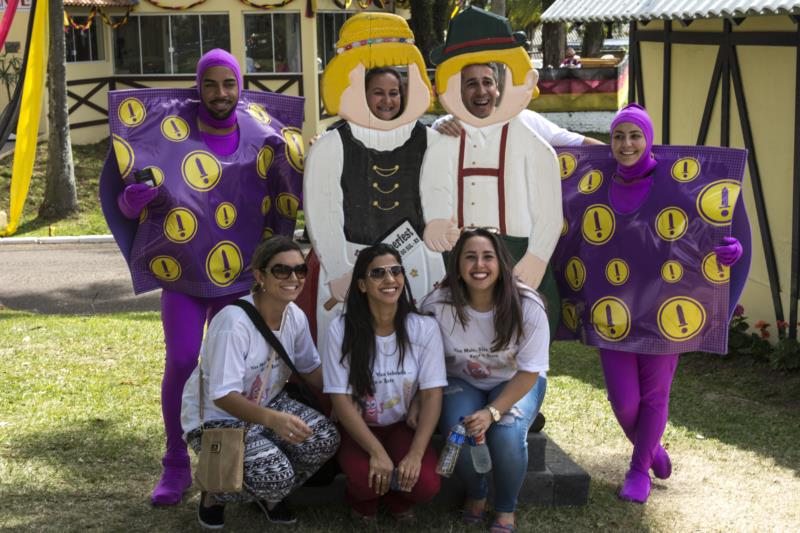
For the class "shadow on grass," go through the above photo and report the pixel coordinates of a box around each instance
[549,341,800,476]
[0,281,160,315]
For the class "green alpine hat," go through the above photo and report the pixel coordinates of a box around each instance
[430,6,528,66]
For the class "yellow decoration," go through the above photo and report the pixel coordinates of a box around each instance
[657,296,707,342]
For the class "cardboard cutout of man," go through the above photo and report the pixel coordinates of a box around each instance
[303,13,447,349]
[99,49,304,506]
[421,7,562,328]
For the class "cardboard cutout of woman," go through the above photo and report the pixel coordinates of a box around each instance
[302,13,447,350]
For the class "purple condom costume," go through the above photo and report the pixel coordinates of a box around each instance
[552,103,748,503]
[99,49,304,505]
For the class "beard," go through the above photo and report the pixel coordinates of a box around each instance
[202,99,237,120]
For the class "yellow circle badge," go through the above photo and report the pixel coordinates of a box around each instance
[160,115,190,142]
[215,202,237,229]
[605,258,629,286]
[112,134,135,178]
[561,218,569,237]
[276,193,300,220]
[144,166,165,186]
[118,97,146,127]
[657,296,707,341]
[182,151,222,192]
[590,297,631,342]
[655,207,688,241]
[564,257,586,291]
[261,195,272,216]
[661,260,684,283]
[671,157,701,182]
[257,146,274,179]
[247,103,271,125]
[149,255,182,282]
[581,204,615,245]
[701,251,730,284]
[206,241,243,287]
[562,301,579,332]
[578,170,603,194]
[262,227,274,240]
[282,127,305,172]
[696,179,741,226]
[558,152,577,179]
[164,208,198,243]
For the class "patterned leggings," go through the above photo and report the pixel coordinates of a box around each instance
[187,392,340,503]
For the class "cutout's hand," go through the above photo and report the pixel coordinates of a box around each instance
[423,218,459,252]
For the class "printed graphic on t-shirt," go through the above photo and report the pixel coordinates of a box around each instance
[455,346,518,380]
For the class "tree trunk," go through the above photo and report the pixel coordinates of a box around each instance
[581,22,605,59]
[490,0,505,16]
[541,0,565,69]
[408,0,436,66]
[40,0,77,219]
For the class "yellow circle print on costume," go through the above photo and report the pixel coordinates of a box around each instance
[661,260,684,283]
[591,297,631,342]
[565,256,586,291]
[150,255,182,282]
[160,115,190,142]
[206,241,243,287]
[696,180,741,226]
[181,151,222,192]
[671,157,700,182]
[655,207,688,241]
[605,258,629,286]
[657,296,707,341]
[164,208,198,243]
[118,97,146,128]
[581,204,615,245]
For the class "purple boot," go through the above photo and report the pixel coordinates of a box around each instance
[619,468,651,503]
[151,456,192,506]
[651,445,672,480]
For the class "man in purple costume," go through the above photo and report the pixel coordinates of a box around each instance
[103,49,302,506]
[599,104,744,503]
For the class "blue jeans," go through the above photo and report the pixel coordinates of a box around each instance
[438,375,547,513]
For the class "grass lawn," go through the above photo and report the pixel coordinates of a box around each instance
[1,309,799,531]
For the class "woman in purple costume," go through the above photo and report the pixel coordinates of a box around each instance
[603,104,743,503]
[117,50,251,506]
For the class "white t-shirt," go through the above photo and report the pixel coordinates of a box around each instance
[432,109,585,147]
[420,288,550,391]
[322,313,448,426]
[181,296,321,434]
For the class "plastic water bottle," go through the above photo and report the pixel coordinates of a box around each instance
[436,420,467,478]
[469,433,492,473]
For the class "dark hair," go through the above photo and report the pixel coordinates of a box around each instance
[364,66,405,118]
[249,235,303,293]
[437,228,533,352]
[341,243,417,402]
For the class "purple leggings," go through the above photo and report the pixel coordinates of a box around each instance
[599,349,678,475]
[159,289,246,466]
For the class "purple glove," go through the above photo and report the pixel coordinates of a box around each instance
[714,236,743,266]
[117,183,158,219]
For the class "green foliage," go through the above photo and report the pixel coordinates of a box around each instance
[726,309,800,371]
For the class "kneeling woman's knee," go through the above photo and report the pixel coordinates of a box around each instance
[413,465,441,502]
[305,415,341,463]
[246,450,296,501]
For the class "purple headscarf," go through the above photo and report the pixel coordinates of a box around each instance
[196,48,242,129]
[611,103,657,181]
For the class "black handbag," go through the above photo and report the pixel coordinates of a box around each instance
[232,300,341,486]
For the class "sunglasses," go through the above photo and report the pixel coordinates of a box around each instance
[265,263,308,280]
[460,225,501,235]
[367,265,404,280]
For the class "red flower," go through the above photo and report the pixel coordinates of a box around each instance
[776,320,789,329]
[753,320,770,330]
[761,330,771,339]
[733,304,745,317]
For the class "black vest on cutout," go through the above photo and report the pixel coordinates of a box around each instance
[338,122,427,245]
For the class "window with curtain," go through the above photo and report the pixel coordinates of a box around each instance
[243,12,301,74]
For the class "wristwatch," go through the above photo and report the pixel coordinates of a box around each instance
[486,405,501,423]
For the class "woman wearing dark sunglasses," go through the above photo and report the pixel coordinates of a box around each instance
[181,236,339,530]
[420,228,549,533]
[322,244,446,523]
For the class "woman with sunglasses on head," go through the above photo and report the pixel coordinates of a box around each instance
[322,244,446,523]
[420,228,549,533]
[181,236,340,530]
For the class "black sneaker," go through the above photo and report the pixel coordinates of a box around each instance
[530,412,546,433]
[197,492,225,530]
[255,499,297,525]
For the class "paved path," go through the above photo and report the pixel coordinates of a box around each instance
[0,242,161,314]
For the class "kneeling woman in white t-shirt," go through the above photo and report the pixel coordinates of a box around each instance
[322,243,447,522]
[420,228,549,533]
[181,236,340,529]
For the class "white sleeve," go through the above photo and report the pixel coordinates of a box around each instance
[321,317,351,394]
[204,313,250,401]
[415,316,448,390]
[519,109,584,147]
[523,127,563,262]
[290,306,321,374]
[514,297,550,374]
[303,130,352,281]
[430,113,454,131]
[420,131,458,223]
